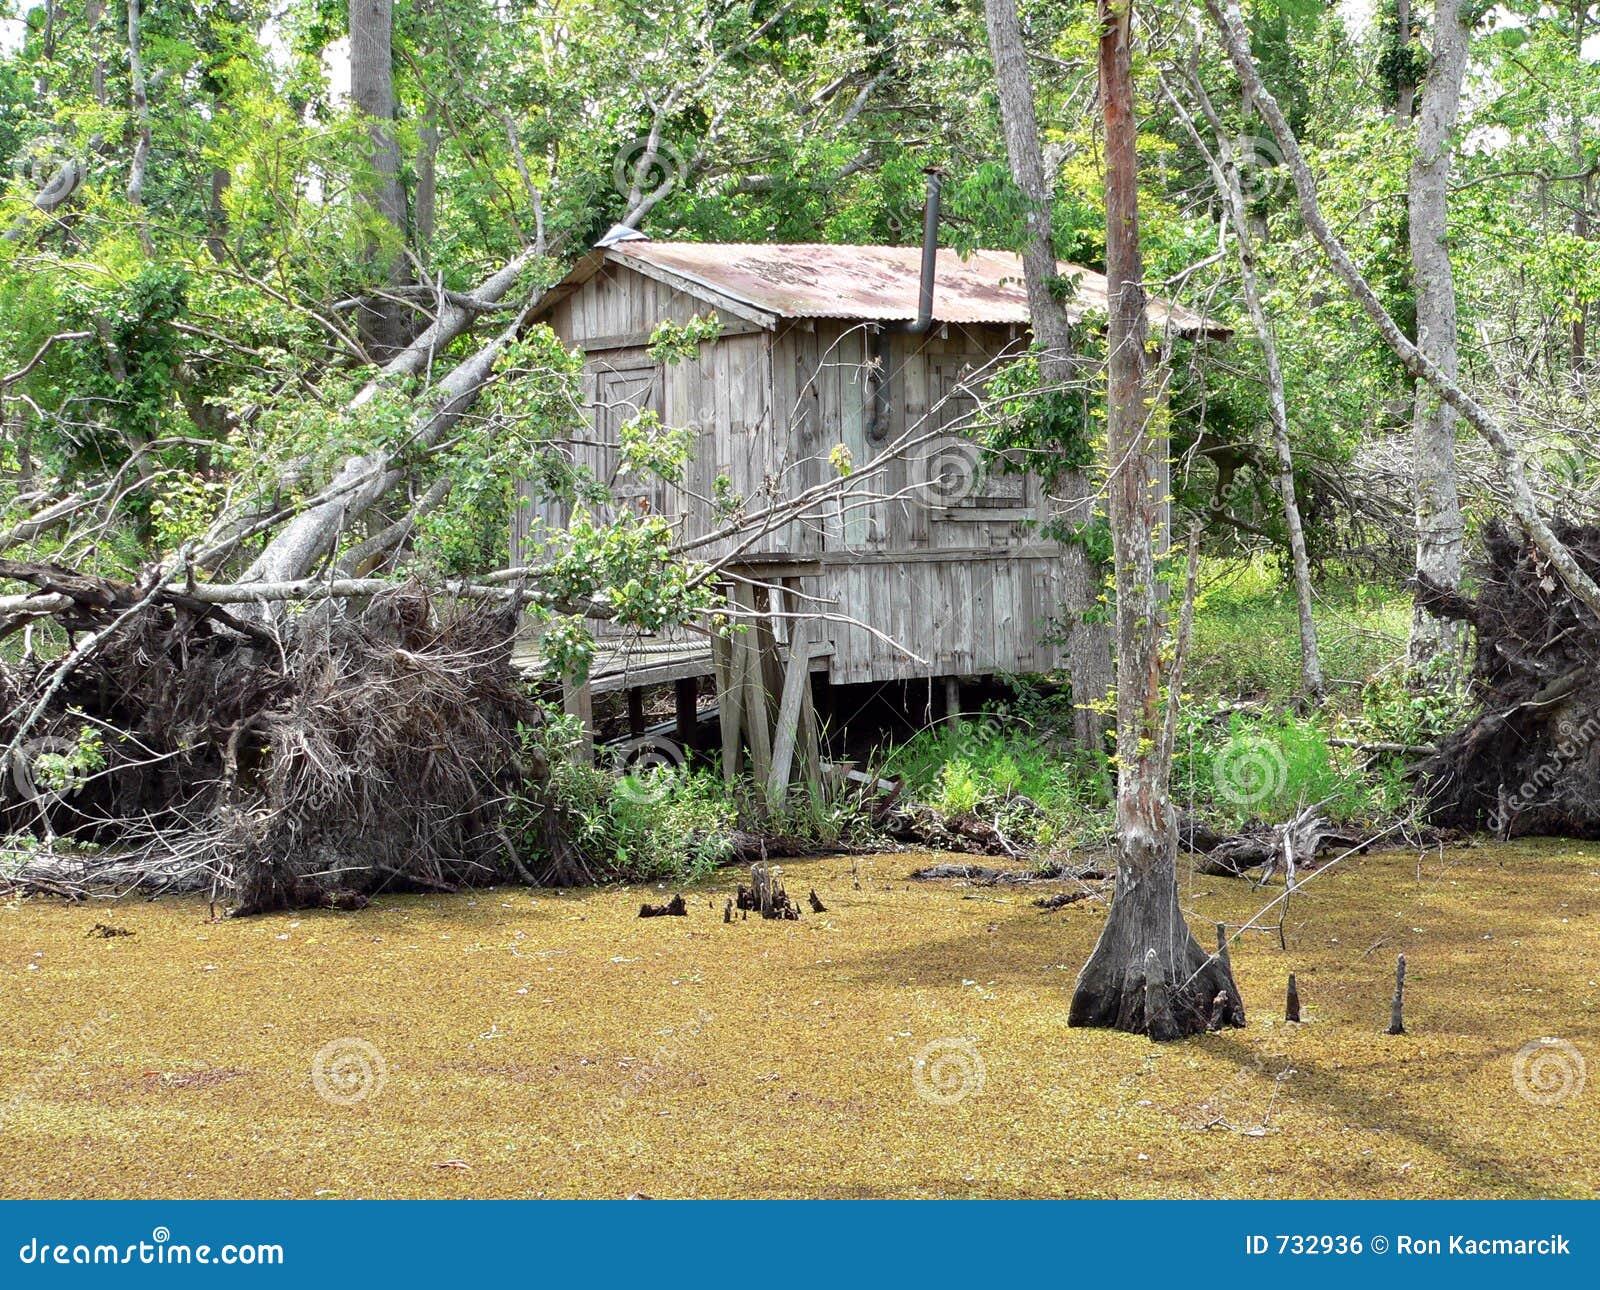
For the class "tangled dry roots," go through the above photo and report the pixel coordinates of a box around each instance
[1419,520,1600,838]
[1,579,573,913]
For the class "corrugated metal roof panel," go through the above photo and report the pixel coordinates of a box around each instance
[607,241,1221,336]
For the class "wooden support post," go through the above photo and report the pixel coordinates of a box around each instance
[734,583,772,790]
[798,673,823,798]
[943,675,961,726]
[674,676,698,755]
[767,614,812,805]
[753,583,786,725]
[562,674,593,762]
[713,613,744,783]
[627,686,646,738]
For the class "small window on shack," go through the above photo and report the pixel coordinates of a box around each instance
[917,357,1029,516]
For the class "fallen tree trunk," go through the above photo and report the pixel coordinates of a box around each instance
[240,304,533,586]
[1186,805,1367,878]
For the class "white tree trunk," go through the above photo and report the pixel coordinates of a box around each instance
[982,0,1113,745]
[1407,0,1469,667]
[1164,71,1324,700]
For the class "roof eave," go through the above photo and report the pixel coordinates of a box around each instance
[601,248,780,331]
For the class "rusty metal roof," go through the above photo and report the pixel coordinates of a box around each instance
[605,241,1222,337]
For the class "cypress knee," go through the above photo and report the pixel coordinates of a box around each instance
[1386,954,1406,1035]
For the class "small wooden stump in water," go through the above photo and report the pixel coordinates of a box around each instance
[1207,923,1247,1029]
[1386,954,1407,1034]
[1286,972,1301,1023]
[723,898,733,923]
[639,893,688,918]
[808,889,827,914]
[736,863,799,919]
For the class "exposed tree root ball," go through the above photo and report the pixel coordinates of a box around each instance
[0,571,568,913]
[1420,521,1600,838]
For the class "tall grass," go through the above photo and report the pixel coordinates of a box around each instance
[1186,556,1412,710]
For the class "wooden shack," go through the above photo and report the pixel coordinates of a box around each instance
[513,225,1218,791]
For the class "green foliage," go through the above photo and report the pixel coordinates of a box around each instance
[881,702,1113,848]
[617,411,694,486]
[1374,0,1432,111]
[1171,707,1382,829]
[29,724,107,797]
[514,714,736,883]
[982,343,1098,480]
[646,314,723,364]
[1186,557,1411,708]
[1353,655,1476,750]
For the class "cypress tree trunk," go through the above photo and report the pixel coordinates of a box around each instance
[1068,0,1242,1039]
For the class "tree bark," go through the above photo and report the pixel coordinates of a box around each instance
[1392,0,1417,124]
[415,108,439,250]
[349,0,410,357]
[1068,0,1240,1039]
[126,0,153,254]
[982,0,1114,747]
[1407,0,1469,667]
[1567,2,1591,372]
[1203,0,1600,626]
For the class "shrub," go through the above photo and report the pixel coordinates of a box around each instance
[1172,707,1381,828]
[880,706,1113,846]
[514,713,737,884]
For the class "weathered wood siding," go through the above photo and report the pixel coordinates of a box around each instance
[515,260,1079,682]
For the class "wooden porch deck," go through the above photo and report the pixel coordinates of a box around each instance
[512,635,834,695]
[511,637,716,695]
